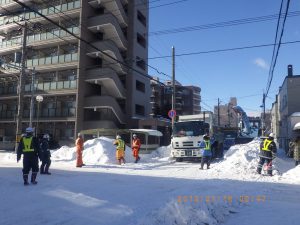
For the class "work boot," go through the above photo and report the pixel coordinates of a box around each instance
[23,174,29,186]
[257,168,262,174]
[31,172,38,185]
[199,167,203,170]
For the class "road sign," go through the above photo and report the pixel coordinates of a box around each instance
[168,109,176,119]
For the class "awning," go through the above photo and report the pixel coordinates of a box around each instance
[129,129,163,137]
[293,122,300,130]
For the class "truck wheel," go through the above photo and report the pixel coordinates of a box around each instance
[176,158,183,162]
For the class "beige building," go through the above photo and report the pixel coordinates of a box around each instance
[214,97,238,128]
[271,65,300,151]
[0,0,150,144]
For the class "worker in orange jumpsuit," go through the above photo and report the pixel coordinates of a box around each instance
[76,133,85,167]
[113,135,126,165]
[132,133,141,163]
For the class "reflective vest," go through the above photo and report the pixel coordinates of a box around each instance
[262,139,272,151]
[22,137,34,152]
[204,140,211,150]
[116,139,125,150]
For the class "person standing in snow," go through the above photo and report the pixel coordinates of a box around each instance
[75,133,85,167]
[257,133,277,176]
[292,136,300,166]
[132,133,141,163]
[40,134,51,175]
[113,135,126,165]
[17,127,40,185]
[199,134,212,170]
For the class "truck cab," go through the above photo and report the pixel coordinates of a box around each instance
[170,120,209,161]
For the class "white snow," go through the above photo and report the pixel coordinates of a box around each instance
[1,137,300,225]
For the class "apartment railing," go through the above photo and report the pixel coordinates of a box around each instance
[22,107,76,118]
[0,0,13,4]
[0,0,80,26]
[0,27,79,48]
[26,52,78,67]
[0,80,77,95]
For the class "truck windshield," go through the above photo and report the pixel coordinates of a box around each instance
[173,121,209,137]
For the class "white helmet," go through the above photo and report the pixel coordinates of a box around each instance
[116,135,121,139]
[269,133,274,138]
[133,133,137,138]
[43,134,49,139]
[25,127,34,133]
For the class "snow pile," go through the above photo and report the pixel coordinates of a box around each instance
[51,137,171,165]
[281,165,300,182]
[51,137,134,164]
[214,139,261,178]
[140,199,239,225]
[141,145,172,162]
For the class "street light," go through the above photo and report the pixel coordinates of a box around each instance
[36,95,43,136]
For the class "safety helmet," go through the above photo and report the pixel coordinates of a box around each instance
[43,134,49,139]
[116,135,121,139]
[133,133,137,138]
[78,133,82,137]
[203,133,209,139]
[269,133,274,138]
[25,127,34,133]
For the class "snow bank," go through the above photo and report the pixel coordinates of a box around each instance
[51,137,134,164]
[281,165,300,183]
[215,138,261,178]
[51,137,171,165]
[139,199,239,225]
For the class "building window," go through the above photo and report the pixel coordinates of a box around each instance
[136,80,145,93]
[135,104,145,116]
[137,10,146,26]
[137,33,146,48]
[136,57,146,70]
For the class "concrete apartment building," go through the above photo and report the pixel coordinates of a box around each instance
[0,0,150,144]
[150,78,201,118]
[271,65,300,151]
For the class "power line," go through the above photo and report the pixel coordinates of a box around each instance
[148,40,300,59]
[149,10,300,36]
[265,0,291,97]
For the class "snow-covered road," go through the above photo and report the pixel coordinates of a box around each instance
[1,138,299,225]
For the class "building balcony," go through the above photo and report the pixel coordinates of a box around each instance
[84,95,126,124]
[24,53,78,71]
[86,40,126,74]
[88,0,128,27]
[0,0,32,14]
[0,80,77,96]
[82,120,118,130]
[85,67,126,98]
[0,27,79,54]
[0,0,80,33]
[87,13,127,50]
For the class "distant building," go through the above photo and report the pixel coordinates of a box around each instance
[214,97,238,128]
[150,78,201,118]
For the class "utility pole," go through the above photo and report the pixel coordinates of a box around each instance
[217,98,220,127]
[29,67,36,127]
[15,22,27,153]
[171,46,175,131]
[261,93,266,136]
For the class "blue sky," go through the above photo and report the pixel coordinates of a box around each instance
[148,0,300,116]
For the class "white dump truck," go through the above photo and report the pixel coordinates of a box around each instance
[170,114,211,161]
